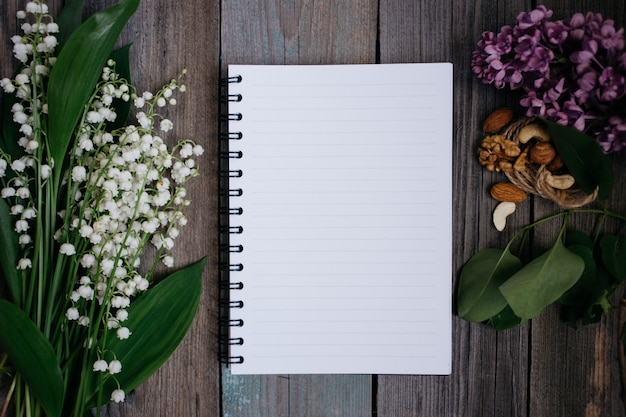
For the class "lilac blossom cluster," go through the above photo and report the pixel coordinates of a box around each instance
[471,6,626,153]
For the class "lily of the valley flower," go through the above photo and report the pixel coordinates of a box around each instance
[0,0,203,410]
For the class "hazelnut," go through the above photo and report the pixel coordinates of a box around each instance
[529,142,557,165]
[547,155,564,172]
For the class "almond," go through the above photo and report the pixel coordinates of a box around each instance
[482,107,514,133]
[490,182,527,203]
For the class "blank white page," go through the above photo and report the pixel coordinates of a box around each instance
[227,63,452,375]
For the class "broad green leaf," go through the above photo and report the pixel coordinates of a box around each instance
[600,234,626,282]
[0,198,20,304]
[0,300,64,417]
[457,248,522,322]
[489,305,521,331]
[87,257,207,407]
[106,45,133,130]
[564,229,593,249]
[544,120,614,200]
[54,0,86,49]
[499,238,585,321]
[557,244,598,306]
[47,0,140,188]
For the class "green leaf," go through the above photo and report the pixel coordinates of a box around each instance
[489,305,522,331]
[0,300,64,417]
[106,45,133,130]
[600,234,626,281]
[499,238,585,321]
[565,229,594,249]
[544,119,614,200]
[54,0,86,49]
[47,0,140,187]
[88,257,207,406]
[457,248,522,322]
[557,244,598,306]
[0,198,20,304]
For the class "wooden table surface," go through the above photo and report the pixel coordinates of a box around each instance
[2,0,626,416]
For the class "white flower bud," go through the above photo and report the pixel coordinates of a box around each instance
[162,255,174,267]
[15,220,29,232]
[108,360,122,374]
[110,389,125,403]
[16,187,30,198]
[60,243,76,256]
[116,327,131,340]
[93,359,108,372]
[17,258,31,269]
[41,164,51,179]
[116,309,129,321]
[66,307,80,320]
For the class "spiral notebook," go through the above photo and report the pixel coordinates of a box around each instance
[219,63,452,375]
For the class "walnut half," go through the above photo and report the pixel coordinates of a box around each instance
[477,135,521,172]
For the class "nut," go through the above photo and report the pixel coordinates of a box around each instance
[477,135,521,172]
[518,123,550,144]
[529,142,557,165]
[482,107,514,133]
[493,201,516,232]
[545,173,575,190]
[513,146,529,172]
[547,155,564,171]
[490,182,527,203]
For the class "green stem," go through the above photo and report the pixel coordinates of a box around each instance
[503,208,626,256]
[0,373,16,417]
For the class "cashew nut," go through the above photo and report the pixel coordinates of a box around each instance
[493,202,516,232]
[518,123,550,144]
[545,173,575,190]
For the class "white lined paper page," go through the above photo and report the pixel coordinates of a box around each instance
[227,63,452,375]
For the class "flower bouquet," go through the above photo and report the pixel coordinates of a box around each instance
[0,1,206,416]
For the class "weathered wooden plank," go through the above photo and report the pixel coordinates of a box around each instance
[0,0,222,415]
[377,1,531,416]
[527,3,626,417]
[220,1,377,416]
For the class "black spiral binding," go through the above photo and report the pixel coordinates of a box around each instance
[218,74,245,365]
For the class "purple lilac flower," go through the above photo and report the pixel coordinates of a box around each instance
[595,116,626,152]
[545,21,569,46]
[516,6,553,30]
[471,5,626,152]
[597,66,626,102]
